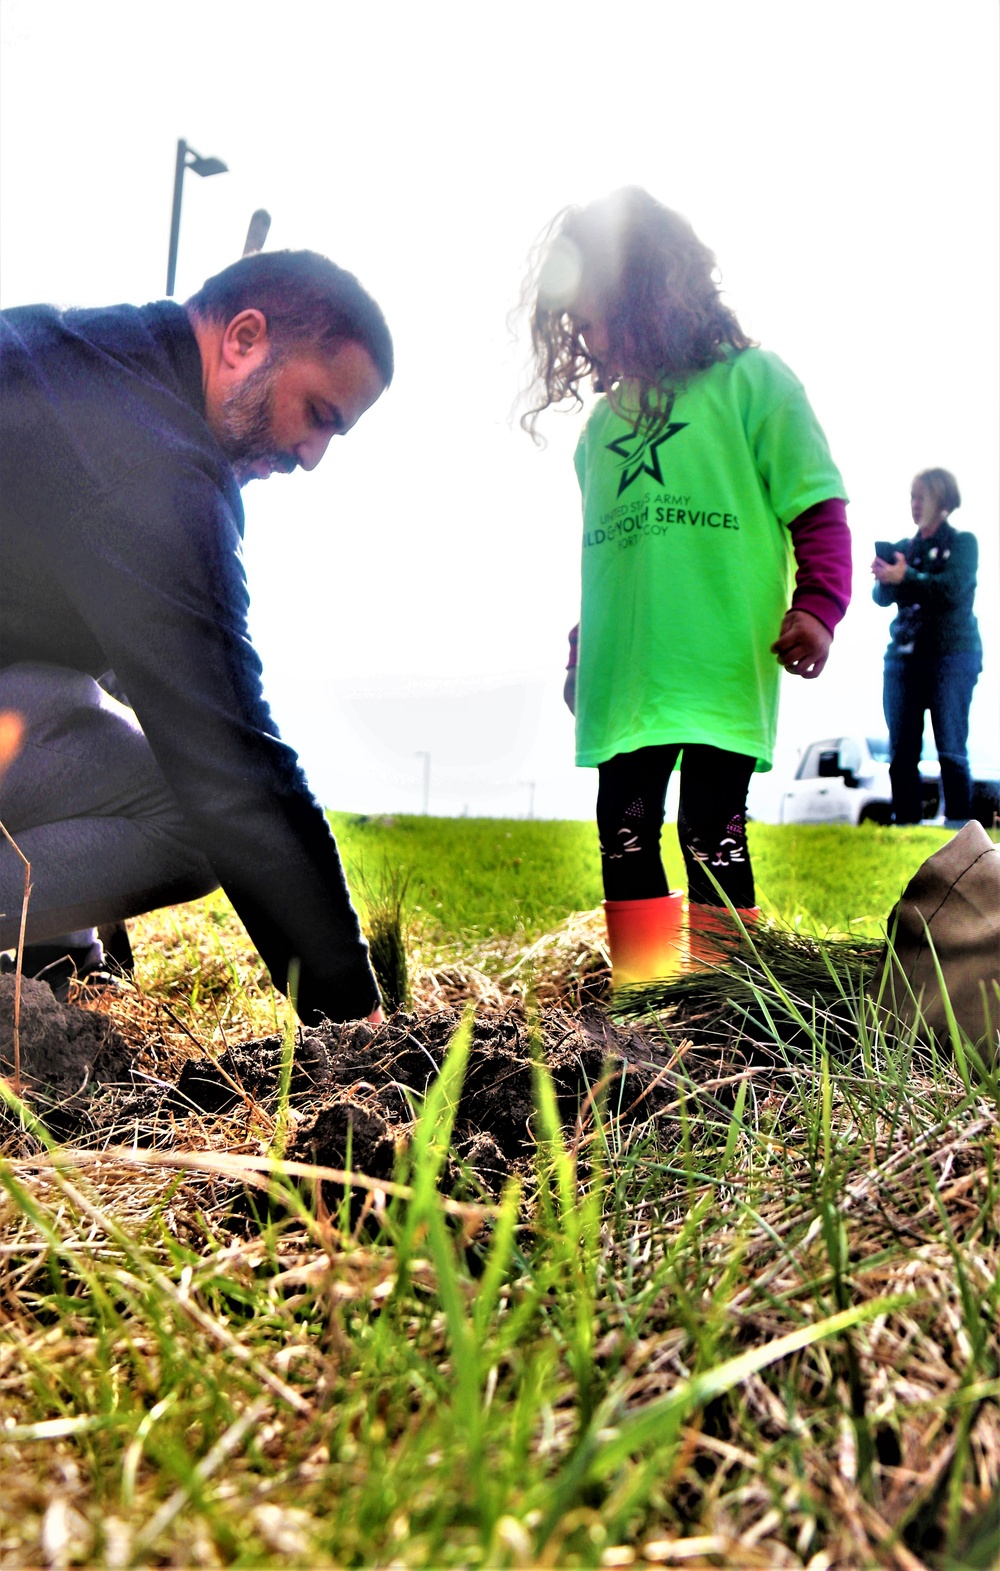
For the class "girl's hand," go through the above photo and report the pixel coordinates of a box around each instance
[872,551,907,585]
[563,667,576,714]
[564,623,579,713]
[771,609,832,679]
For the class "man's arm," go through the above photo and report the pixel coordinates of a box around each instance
[52,459,380,1024]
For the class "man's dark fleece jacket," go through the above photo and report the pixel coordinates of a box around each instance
[0,298,379,1023]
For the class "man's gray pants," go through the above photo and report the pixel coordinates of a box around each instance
[0,663,218,951]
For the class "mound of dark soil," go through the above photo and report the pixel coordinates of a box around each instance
[2,975,793,1213]
[0,974,133,1134]
[158,1009,699,1199]
[3,988,752,1196]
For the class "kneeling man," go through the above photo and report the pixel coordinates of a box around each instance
[0,250,389,1022]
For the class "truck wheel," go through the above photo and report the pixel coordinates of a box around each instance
[971,780,1000,830]
[859,804,892,826]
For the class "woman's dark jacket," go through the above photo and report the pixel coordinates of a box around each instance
[872,520,982,662]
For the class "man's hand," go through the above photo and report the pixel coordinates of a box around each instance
[771,609,832,679]
[872,551,907,586]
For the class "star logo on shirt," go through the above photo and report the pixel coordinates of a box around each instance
[606,422,688,496]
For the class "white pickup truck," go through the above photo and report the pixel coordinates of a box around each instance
[780,735,1000,827]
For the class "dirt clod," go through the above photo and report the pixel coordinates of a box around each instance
[0,975,133,1130]
[293,1099,398,1187]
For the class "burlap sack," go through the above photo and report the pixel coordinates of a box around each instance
[873,821,1000,1055]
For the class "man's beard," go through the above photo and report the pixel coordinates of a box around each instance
[216,358,296,486]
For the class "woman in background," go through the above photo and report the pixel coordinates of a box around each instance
[873,468,982,825]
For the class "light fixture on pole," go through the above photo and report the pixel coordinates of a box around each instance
[242,209,271,257]
[166,138,228,297]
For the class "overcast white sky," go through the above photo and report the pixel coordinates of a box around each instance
[2,0,997,819]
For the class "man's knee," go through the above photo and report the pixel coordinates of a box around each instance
[0,823,220,949]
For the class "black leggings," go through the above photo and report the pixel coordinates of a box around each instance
[597,744,756,907]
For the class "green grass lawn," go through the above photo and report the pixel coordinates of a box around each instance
[2,816,996,1569]
[332,812,958,944]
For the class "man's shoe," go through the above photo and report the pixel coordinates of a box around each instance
[98,921,135,978]
[2,939,108,1003]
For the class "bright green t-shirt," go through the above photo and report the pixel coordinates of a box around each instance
[573,348,846,771]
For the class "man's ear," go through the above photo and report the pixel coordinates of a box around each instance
[220,308,269,368]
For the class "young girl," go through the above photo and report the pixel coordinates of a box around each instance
[522,188,852,982]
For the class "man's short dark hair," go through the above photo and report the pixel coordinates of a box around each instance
[186,250,393,385]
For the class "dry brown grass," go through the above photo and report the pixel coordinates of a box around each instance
[1,891,997,1568]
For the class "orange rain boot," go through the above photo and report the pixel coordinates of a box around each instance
[686,902,760,969]
[603,892,685,986]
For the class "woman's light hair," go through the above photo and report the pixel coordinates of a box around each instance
[915,467,961,516]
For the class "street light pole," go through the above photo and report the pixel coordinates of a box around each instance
[415,751,431,816]
[166,138,228,297]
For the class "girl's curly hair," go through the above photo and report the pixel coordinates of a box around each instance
[520,188,753,441]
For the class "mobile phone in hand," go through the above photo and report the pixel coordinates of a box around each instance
[874,540,898,563]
